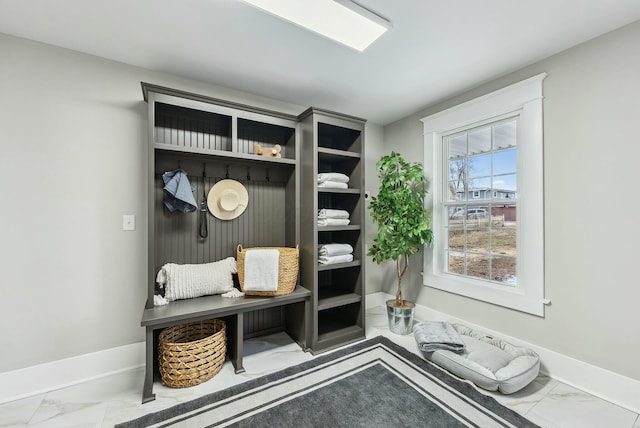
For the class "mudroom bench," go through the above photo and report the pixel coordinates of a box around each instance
[140,285,311,403]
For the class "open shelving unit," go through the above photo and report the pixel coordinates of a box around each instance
[142,82,303,339]
[299,108,366,353]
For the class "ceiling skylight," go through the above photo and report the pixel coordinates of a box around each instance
[241,0,391,51]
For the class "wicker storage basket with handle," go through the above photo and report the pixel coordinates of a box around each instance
[158,319,226,388]
[236,245,299,296]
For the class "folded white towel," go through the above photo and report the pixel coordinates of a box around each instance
[318,243,353,257]
[318,173,349,183]
[318,209,350,219]
[318,181,348,189]
[243,249,279,291]
[318,218,350,226]
[319,254,354,265]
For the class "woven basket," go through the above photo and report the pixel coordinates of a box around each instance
[237,245,299,296]
[158,319,226,388]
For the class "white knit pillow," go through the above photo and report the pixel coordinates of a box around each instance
[156,257,238,301]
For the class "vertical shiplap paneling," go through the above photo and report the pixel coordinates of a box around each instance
[154,167,290,335]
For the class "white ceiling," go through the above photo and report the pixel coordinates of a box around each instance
[1,0,639,125]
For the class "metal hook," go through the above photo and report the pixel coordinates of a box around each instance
[225,165,229,179]
[266,168,270,183]
[246,167,251,181]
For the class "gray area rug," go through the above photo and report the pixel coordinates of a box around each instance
[117,336,539,427]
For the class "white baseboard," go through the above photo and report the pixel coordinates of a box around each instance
[366,291,640,413]
[4,296,639,413]
[0,342,145,404]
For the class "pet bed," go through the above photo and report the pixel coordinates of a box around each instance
[416,323,540,394]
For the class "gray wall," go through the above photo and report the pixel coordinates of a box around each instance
[0,34,306,373]
[381,21,640,381]
[0,32,385,374]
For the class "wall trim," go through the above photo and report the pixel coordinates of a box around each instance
[366,292,640,413]
[0,342,145,404]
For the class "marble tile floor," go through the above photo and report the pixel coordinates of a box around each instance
[1,306,638,428]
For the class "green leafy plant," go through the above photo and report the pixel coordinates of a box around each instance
[368,151,434,308]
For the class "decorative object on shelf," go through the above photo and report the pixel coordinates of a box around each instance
[253,142,282,158]
[156,257,237,301]
[162,169,198,213]
[158,319,226,388]
[207,179,249,220]
[368,151,433,335]
[237,245,299,296]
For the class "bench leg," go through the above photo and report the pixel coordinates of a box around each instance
[142,327,156,403]
[228,314,245,374]
[304,297,311,352]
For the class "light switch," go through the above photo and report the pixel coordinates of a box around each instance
[123,214,136,231]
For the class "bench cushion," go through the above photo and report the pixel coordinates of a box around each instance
[423,323,540,394]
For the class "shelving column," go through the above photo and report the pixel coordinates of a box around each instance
[298,108,366,353]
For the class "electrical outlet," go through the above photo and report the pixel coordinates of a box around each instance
[123,214,136,231]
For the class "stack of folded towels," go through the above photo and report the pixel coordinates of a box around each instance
[317,208,350,227]
[318,243,353,265]
[317,172,349,189]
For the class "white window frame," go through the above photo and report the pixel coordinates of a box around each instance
[421,73,547,316]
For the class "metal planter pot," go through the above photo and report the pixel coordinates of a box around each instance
[386,300,416,335]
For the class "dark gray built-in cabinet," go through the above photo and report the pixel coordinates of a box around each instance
[299,108,366,353]
[141,84,365,356]
[141,83,303,339]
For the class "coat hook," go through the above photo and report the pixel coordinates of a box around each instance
[246,167,251,181]
[225,165,229,179]
[266,168,270,183]
[202,163,206,179]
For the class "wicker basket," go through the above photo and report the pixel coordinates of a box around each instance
[158,319,226,388]
[237,245,299,296]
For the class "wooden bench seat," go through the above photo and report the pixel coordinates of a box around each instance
[140,285,311,403]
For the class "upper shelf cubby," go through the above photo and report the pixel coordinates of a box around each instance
[155,102,232,151]
[237,118,296,161]
[318,122,361,153]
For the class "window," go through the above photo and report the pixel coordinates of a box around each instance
[421,74,546,316]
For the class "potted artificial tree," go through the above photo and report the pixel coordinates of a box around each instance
[368,151,433,335]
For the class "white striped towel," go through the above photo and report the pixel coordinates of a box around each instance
[318,172,349,183]
[318,218,350,226]
[318,243,353,257]
[243,249,279,291]
[318,254,354,265]
[318,181,348,189]
[156,257,237,301]
[318,208,350,219]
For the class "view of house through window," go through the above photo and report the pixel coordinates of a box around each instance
[444,117,517,285]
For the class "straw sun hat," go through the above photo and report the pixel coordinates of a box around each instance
[207,179,248,220]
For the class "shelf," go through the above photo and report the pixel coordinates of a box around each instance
[317,147,361,159]
[317,260,361,271]
[318,293,361,311]
[317,325,363,343]
[317,188,360,194]
[154,143,297,166]
[317,225,361,232]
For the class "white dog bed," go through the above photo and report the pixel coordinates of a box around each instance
[416,323,540,394]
